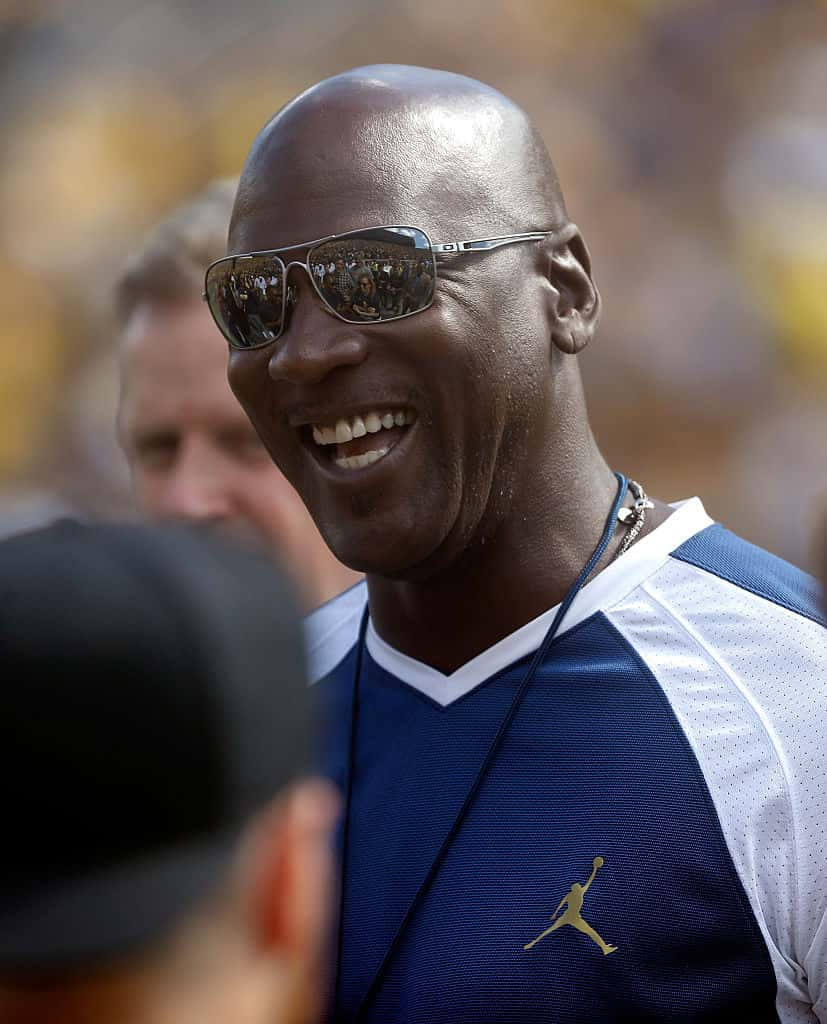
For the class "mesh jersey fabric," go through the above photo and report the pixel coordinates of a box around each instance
[306,499,827,1023]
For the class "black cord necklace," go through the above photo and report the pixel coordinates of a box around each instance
[334,472,629,1021]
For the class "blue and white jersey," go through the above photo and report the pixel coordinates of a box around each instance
[306,499,827,1023]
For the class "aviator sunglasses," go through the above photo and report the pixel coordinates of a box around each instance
[204,223,575,351]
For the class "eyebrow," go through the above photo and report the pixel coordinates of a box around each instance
[131,428,179,451]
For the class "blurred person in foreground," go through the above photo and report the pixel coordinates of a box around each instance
[0,521,338,1024]
[115,181,360,611]
[208,66,827,1022]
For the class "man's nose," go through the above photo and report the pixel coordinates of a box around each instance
[153,439,234,523]
[267,267,369,386]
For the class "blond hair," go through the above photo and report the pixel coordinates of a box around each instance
[115,179,237,322]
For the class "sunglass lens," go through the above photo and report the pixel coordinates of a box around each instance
[205,256,285,349]
[310,227,435,323]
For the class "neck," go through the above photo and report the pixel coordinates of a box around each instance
[0,920,260,1024]
[367,379,623,674]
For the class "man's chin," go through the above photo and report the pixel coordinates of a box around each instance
[327,548,420,580]
[308,486,467,581]
[322,528,459,583]
[195,518,272,556]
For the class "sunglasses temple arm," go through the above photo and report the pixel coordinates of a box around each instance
[432,225,578,255]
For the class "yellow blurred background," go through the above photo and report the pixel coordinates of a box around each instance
[1,0,826,568]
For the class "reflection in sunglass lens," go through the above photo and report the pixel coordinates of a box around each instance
[206,227,437,350]
[205,255,285,349]
[309,227,435,324]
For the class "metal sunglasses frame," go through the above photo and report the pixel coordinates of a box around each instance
[203,222,576,350]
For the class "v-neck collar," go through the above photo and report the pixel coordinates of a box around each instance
[306,498,713,704]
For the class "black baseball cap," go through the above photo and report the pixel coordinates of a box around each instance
[0,520,311,971]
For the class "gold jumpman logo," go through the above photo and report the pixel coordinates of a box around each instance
[524,856,618,956]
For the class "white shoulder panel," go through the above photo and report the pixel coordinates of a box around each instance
[607,558,827,1023]
[303,580,367,684]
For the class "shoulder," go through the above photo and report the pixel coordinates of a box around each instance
[668,522,824,627]
[303,579,367,684]
[609,520,826,721]
[651,521,827,757]
[607,525,827,1009]
[636,521,827,701]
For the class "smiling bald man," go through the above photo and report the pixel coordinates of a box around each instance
[205,66,827,1023]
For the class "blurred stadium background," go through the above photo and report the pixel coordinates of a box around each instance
[1,0,826,570]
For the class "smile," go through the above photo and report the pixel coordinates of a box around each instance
[311,408,416,470]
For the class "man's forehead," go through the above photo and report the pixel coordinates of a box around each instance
[232,155,446,253]
[121,303,229,393]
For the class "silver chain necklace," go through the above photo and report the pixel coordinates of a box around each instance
[614,479,653,560]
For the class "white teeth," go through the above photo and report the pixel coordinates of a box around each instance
[312,409,417,446]
[335,419,353,443]
[335,447,389,470]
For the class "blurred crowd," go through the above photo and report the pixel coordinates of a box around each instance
[1,0,826,570]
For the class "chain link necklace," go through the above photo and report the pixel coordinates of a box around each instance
[615,479,653,560]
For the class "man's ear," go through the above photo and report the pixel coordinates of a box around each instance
[545,228,601,355]
[250,780,340,1023]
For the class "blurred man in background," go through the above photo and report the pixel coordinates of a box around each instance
[116,181,360,611]
[0,521,338,1024]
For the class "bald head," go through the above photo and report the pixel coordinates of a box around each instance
[230,65,568,252]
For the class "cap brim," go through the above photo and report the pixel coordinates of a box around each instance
[0,830,239,972]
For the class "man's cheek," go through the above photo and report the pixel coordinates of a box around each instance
[265,431,303,483]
